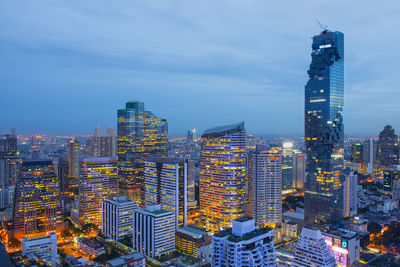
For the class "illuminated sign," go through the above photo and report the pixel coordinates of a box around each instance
[323,234,349,267]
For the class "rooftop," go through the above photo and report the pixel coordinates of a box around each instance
[202,121,244,138]
[177,226,208,238]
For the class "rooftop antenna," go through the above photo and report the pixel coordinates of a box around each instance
[316,19,328,33]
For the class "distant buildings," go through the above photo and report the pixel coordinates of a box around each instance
[87,127,117,157]
[133,205,175,258]
[22,232,58,267]
[378,125,399,168]
[304,29,345,226]
[117,101,168,193]
[199,122,246,232]
[102,196,137,241]
[293,227,336,267]
[212,217,276,266]
[343,171,358,218]
[293,153,306,191]
[187,129,197,142]
[145,158,194,229]
[247,146,282,227]
[13,160,64,240]
[78,157,118,225]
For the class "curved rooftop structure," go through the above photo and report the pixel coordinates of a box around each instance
[202,121,244,139]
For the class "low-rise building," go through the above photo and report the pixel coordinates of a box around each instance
[78,238,106,258]
[65,255,91,267]
[22,232,58,267]
[176,226,211,256]
[212,217,276,266]
[105,253,145,267]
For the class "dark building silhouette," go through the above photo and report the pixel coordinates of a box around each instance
[378,125,399,168]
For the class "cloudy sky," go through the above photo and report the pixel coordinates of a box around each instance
[1,1,399,136]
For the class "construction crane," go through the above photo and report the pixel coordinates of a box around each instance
[316,19,328,32]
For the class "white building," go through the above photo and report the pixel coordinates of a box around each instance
[293,227,335,267]
[247,146,282,226]
[212,217,276,266]
[102,196,137,241]
[343,171,358,217]
[133,205,175,258]
[22,232,58,266]
[145,158,193,229]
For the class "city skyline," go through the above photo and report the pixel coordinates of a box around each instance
[1,1,400,136]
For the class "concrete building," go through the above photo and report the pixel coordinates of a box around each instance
[175,226,211,257]
[87,127,117,157]
[78,238,105,258]
[293,227,335,267]
[133,205,175,258]
[343,171,358,218]
[102,196,138,241]
[67,139,80,180]
[0,131,19,187]
[293,153,306,191]
[248,146,282,227]
[145,158,194,229]
[106,253,146,267]
[212,217,276,266]
[22,232,58,267]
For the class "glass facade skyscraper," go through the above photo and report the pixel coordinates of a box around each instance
[304,30,344,226]
[199,122,246,232]
[117,101,168,200]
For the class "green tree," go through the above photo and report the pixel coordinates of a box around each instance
[368,222,382,235]
[9,238,21,248]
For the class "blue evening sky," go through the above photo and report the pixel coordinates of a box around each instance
[1,1,399,136]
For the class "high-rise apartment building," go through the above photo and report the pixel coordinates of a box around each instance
[304,29,345,226]
[117,101,168,194]
[212,217,276,266]
[133,205,175,259]
[102,196,138,241]
[67,139,80,180]
[22,232,58,267]
[350,142,363,164]
[0,130,19,187]
[343,171,358,218]
[78,157,118,225]
[247,146,282,227]
[282,142,294,190]
[199,122,246,232]
[87,127,117,157]
[13,160,64,240]
[293,227,336,267]
[378,125,399,168]
[145,158,194,229]
[293,153,306,191]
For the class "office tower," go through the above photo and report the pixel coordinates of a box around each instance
[79,157,118,225]
[350,142,363,164]
[282,142,294,190]
[383,170,400,201]
[212,217,276,266]
[199,122,246,232]
[144,158,194,229]
[117,101,168,193]
[247,146,282,227]
[0,130,19,187]
[363,138,377,174]
[293,227,336,267]
[293,153,306,191]
[87,127,117,157]
[322,229,360,267]
[67,139,80,180]
[102,196,138,241]
[13,160,64,240]
[343,171,358,217]
[175,226,211,257]
[133,205,175,258]
[22,232,58,267]
[378,125,399,168]
[58,156,69,193]
[187,129,197,142]
[304,29,344,226]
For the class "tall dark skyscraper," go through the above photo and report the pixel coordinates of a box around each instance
[117,101,168,203]
[304,29,344,226]
[0,130,19,187]
[378,125,399,168]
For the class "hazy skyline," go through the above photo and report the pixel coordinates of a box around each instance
[1,1,400,136]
